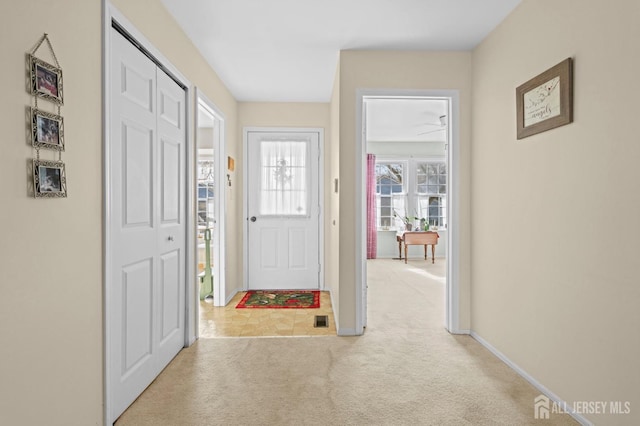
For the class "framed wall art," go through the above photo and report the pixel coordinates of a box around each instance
[29,55,64,104]
[28,34,67,199]
[31,108,64,151]
[33,159,67,198]
[516,57,573,139]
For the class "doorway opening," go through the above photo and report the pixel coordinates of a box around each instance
[356,91,461,334]
[242,128,324,291]
[195,92,227,340]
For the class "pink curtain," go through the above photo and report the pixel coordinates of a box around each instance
[366,154,377,259]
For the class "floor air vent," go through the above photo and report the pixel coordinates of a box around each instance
[314,315,329,328]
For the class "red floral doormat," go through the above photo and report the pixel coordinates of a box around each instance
[236,290,320,309]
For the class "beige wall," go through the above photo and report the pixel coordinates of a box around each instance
[237,102,331,296]
[338,50,473,332]
[0,0,238,424]
[471,0,640,423]
[239,102,330,129]
[0,0,103,423]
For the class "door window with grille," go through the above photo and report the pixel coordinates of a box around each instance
[259,140,309,216]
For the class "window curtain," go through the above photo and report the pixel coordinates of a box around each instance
[259,140,308,216]
[366,154,377,259]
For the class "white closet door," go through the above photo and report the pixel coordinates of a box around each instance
[109,28,185,421]
[154,68,186,369]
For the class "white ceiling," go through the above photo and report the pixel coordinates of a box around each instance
[161,0,522,102]
[366,98,449,142]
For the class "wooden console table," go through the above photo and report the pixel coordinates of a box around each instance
[397,231,439,264]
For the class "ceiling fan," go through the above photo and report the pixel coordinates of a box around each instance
[417,115,447,136]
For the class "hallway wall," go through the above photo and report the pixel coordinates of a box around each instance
[0,0,238,424]
[329,64,341,325]
[471,0,640,423]
[337,51,473,333]
[0,1,103,423]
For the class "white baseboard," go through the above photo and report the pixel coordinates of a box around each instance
[328,288,341,333]
[225,289,238,306]
[449,328,470,335]
[326,289,362,336]
[470,331,592,426]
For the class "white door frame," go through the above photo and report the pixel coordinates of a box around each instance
[195,90,227,309]
[103,3,195,424]
[242,127,325,291]
[355,89,462,335]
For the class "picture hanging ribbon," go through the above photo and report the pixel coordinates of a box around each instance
[30,33,61,68]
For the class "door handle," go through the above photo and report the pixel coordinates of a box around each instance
[167,236,174,241]
[250,216,257,222]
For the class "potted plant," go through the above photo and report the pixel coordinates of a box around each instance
[394,210,431,231]
[394,210,422,231]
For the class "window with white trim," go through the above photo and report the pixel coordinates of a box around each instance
[375,162,405,229]
[374,158,447,230]
[416,161,447,227]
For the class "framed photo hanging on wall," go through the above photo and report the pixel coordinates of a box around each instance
[33,159,67,198]
[29,55,63,104]
[516,58,573,139]
[31,108,64,151]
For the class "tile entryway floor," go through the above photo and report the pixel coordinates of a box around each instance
[199,291,336,337]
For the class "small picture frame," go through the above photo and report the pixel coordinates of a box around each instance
[33,159,67,198]
[31,108,64,151]
[30,55,63,104]
[516,58,573,139]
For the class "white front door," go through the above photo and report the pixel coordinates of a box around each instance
[109,28,186,420]
[246,131,320,290]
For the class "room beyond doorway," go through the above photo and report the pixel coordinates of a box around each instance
[357,92,460,333]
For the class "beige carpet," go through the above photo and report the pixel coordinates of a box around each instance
[116,259,576,425]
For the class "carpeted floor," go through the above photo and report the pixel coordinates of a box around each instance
[115,259,577,425]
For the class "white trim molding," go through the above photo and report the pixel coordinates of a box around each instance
[195,89,227,310]
[355,89,462,336]
[225,289,238,306]
[471,332,593,426]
